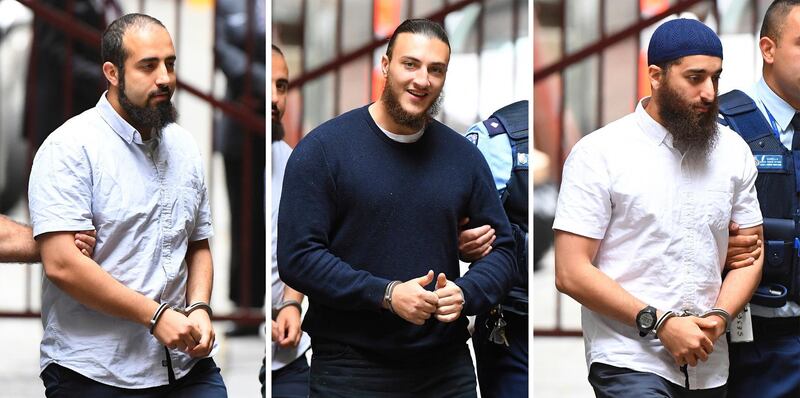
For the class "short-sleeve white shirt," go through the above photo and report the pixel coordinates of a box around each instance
[553,98,762,389]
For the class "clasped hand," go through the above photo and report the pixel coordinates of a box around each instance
[657,315,725,367]
[390,270,465,325]
[152,308,215,358]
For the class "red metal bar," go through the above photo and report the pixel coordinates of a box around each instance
[288,0,480,90]
[534,329,584,337]
[16,0,265,136]
[534,0,708,84]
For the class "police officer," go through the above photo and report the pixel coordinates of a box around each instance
[718,1,800,396]
[460,100,528,397]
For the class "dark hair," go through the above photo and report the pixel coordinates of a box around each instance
[656,58,682,76]
[385,18,450,59]
[102,13,166,69]
[760,0,800,42]
[272,44,284,56]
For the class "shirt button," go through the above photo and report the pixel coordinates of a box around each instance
[162,360,168,367]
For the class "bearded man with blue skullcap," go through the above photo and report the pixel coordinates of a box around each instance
[553,18,764,397]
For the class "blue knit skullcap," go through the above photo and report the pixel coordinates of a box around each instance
[647,19,722,65]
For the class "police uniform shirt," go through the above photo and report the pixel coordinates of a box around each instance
[744,77,800,318]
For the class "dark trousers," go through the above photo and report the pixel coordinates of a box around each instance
[473,310,528,398]
[272,353,310,398]
[728,331,800,398]
[309,339,477,398]
[41,358,227,398]
[588,363,726,398]
[224,143,266,309]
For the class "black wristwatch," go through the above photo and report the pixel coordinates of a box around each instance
[636,305,658,337]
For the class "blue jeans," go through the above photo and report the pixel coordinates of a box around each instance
[473,310,528,397]
[41,358,227,398]
[309,339,477,398]
[272,353,310,398]
[588,363,726,398]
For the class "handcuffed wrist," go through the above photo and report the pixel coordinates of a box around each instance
[272,299,302,320]
[383,280,402,313]
[701,308,731,331]
[654,310,676,336]
[184,301,213,317]
[149,303,170,335]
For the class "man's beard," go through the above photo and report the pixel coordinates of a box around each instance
[655,79,719,161]
[272,120,284,142]
[118,70,177,134]
[381,73,443,131]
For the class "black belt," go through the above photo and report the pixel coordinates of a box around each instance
[752,316,800,340]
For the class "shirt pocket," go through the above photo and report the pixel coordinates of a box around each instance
[174,185,200,238]
[703,189,733,232]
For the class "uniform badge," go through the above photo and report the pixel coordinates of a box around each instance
[753,154,784,172]
[466,132,478,146]
[517,152,528,166]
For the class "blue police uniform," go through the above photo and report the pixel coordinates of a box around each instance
[718,79,800,398]
[464,100,528,398]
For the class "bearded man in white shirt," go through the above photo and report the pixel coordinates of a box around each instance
[554,18,763,397]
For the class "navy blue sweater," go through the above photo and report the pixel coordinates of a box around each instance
[277,105,517,360]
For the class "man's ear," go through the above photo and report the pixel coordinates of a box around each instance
[381,54,389,77]
[102,62,119,87]
[759,36,777,66]
[648,64,664,91]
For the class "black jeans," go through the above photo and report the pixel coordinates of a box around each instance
[309,339,477,398]
[589,362,726,398]
[41,358,227,398]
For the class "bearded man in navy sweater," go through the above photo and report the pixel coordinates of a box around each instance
[277,18,519,397]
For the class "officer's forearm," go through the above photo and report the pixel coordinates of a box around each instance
[0,215,39,263]
[716,225,764,317]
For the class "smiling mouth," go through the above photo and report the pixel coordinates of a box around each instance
[407,89,428,99]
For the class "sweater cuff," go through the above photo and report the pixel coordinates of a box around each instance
[454,277,481,316]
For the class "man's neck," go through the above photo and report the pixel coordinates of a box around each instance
[642,96,665,127]
[368,101,423,135]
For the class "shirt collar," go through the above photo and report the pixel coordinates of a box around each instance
[635,97,674,148]
[755,77,796,132]
[96,92,159,145]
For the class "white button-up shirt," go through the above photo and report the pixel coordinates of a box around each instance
[553,99,762,389]
[29,93,214,388]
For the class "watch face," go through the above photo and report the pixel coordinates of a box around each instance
[638,312,655,328]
